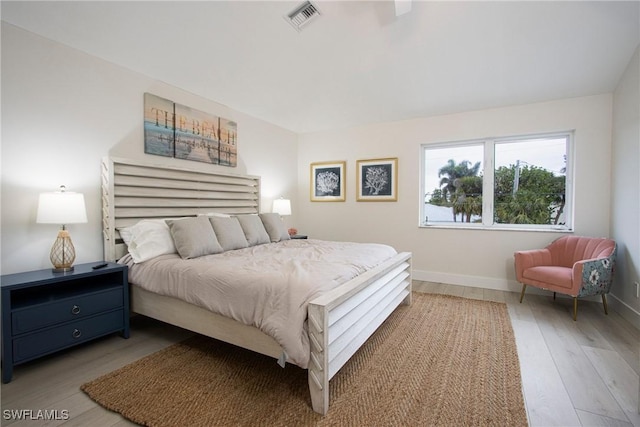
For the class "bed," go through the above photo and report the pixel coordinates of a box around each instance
[101,157,412,415]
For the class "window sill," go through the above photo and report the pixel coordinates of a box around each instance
[419,223,573,233]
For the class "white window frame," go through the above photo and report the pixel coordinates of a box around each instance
[419,131,574,232]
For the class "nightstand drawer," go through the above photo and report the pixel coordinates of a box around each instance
[13,309,124,363]
[11,287,123,335]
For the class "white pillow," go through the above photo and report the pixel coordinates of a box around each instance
[118,227,134,246]
[259,213,291,243]
[209,216,249,251]
[167,216,224,259]
[236,215,270,246]
[118,219,177,263]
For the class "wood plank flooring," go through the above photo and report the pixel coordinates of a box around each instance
[1,282,638,426]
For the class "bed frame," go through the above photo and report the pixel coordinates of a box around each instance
[101,157,412,415]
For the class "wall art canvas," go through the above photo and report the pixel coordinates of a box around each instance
[144,93,175,157]
[218,117,238,167]
[143,93,238,167]
[174,103,220,164]
[310,161,346,202]
[356,158,398,201]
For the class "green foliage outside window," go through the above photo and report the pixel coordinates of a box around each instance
[494,164,565,225]
[428,160,565,225]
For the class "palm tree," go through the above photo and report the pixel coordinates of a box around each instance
[438,159,481,221]
[456,176,483,222]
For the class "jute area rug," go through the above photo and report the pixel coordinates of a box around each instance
[82,293,528,426]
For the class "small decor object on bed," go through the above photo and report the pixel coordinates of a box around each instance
[143,92,237,167]
[310,161,346,202]
[356,157,398,202]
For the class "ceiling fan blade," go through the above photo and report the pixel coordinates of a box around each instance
[395,0,412,16]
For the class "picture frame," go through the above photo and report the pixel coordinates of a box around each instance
[143,93,238,167]
[356,157,398,202]
[143,93,175,157]
[310,161,346,202]
[174,103,220,165]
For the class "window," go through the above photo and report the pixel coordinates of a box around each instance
[420,132,572,230]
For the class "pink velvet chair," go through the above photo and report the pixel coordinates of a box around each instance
[514,236,616,320]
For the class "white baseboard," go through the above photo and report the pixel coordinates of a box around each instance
[413,269,521,293]
[608,293,640,330]
[413,269,640,329]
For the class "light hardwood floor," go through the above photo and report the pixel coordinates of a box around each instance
[1,282,639,426]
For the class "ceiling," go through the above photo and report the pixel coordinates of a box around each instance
[2,1,639,134]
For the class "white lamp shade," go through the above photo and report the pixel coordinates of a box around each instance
[37,191,88,224]
[272,198,291,216]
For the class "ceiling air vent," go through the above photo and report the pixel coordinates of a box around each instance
[285,1,320,32]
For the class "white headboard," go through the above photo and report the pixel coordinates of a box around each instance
[101,157,261,262]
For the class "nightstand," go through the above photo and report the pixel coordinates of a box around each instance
[1,262,129,383]
[290,235,308,239]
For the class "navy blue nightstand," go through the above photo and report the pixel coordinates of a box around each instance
[1,262,129,383]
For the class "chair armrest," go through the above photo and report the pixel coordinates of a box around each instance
[574,250,616,297]
[514,248,552,282]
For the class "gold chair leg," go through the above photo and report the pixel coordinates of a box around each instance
[602,294,609,315]
[519,284,527,303]
[573,297,578,321]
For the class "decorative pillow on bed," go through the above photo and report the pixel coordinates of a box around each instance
[167,216,224,259]
[209,216,249,251]
[259,213,291,242]
[118,219,177,263]
[236,214,270,246]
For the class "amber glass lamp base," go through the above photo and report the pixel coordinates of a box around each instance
[50,229,76,273]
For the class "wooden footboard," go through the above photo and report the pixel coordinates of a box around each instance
[307,252,412,414]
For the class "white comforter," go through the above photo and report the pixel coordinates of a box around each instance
[120,239,397,368]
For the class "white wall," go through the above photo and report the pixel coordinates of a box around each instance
[1,24,299,275]
[611,45,640,328]
[298,95,614,292]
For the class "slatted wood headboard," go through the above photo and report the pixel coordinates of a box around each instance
[101,157,261,262]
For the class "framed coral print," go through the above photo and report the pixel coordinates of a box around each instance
[310,161,346,202]
[356,158,398,201]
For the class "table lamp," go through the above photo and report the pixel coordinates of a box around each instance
[36,185,88,272]
[272,198,292,216]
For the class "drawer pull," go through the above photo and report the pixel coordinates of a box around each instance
[72,329,82,339]
[71,305,81,315]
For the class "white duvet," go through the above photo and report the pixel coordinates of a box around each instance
[120,239,397,368]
